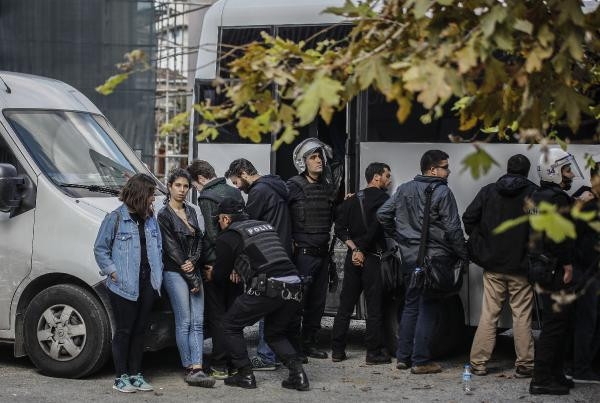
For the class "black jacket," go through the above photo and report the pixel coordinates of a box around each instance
[247,175,293,256]
[335,187,389,253]
[157,203,203,290]
[197,177,244,264]
[462,174,538,274]
[530,181,575,267]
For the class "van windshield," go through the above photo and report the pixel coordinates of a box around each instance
[4,110,153,197]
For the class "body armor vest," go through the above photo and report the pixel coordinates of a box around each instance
[289,175,333,234]
[227,219,292,283]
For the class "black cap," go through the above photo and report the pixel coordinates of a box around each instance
[217,198,246,215]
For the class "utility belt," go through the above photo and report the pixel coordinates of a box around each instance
[246,274,303,302]
[294,245,329,257]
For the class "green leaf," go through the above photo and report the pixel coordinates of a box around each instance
[525,45,553,73]
[530,201,577,243]
[571,205,597,222]
[460,146,500,179]
[95,73,129,95]
[553,85,593,133]
[481,5,508,38]
[493,215,530,235]
[236,117,263,143]
[455,45,478,74]
[294,74,343,126]
[355,55,392,93]
[514,19,533,35]
[404,61,452,109]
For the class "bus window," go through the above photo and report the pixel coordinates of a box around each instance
[219,27,273,78]
[276,24,352,49]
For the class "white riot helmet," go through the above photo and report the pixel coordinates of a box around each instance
[292,138,333,174]
[537,148,583,185]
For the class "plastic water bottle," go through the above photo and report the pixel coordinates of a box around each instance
[462,364,472,394]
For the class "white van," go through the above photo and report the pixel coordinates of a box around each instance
[0,71,172,378]
[193,0,600,355]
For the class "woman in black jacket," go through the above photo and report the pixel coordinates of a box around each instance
[158,169,215,387]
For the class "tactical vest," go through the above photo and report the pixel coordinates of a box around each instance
[289,175,333,234]
[227,219,292,283]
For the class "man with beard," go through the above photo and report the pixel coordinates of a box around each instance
[528,148,582,395]
[287,138,337,360]
[225,158,293,370]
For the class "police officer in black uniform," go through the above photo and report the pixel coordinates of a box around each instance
[214,198,309,391]
[287,138,336,359]
[528,148,581,396]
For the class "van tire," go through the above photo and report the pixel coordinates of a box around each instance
[23,284,111,378]
[384,293,465,359]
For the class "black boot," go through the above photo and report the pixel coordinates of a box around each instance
[303,335,328,359]
[282,360,310,391]
[224,366,256,389]
[530,377,569,395]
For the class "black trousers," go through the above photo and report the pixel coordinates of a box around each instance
[331,253,385,355]
[573,278,600,376]
[223,293,301,369]
[294,252,329,341]
[204,280,241,370]
[534,292,574,383]
[108,279,155,377]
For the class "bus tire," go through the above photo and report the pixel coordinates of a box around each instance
[23,284,111,378]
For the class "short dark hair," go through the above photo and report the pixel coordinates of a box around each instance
[167,168,192,187]
[188,160,216,181]
[365,162,391,183]
[420,150,449,173]
[119,173,156,218]
[225,158,258,178]
[507,154,531,177]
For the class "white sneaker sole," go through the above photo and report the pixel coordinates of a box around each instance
[112,385,136,393]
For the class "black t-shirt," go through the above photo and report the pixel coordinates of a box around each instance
[131,212,150,282]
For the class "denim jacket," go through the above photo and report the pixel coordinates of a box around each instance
[94,204,163,301]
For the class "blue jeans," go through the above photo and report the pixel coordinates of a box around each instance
[257,319,278,364]
[396,273,437,366]
[163,271,204,368]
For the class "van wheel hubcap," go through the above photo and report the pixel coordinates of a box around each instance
[37,304,87,361]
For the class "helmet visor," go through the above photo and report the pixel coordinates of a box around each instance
[556,154,584,179]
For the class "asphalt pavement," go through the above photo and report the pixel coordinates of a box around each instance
[0,318,598,402]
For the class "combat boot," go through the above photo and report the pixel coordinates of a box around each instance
[282,360,310,391]
[302,335,328,359]
[224,366,256,389]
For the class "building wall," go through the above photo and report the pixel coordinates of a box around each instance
[0,0,157,166]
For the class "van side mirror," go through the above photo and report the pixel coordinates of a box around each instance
[0,163,25,212]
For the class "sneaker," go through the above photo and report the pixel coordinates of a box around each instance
[515,366,533,378]
[411,362,442,374]
[396,361,410,370]
[572,371,600,384]
[129,373,153,392]
[472,367,488,376]
[209,367,229,380]
[251,356,278,371]
[185,368,217,388]
[113,374,136,393]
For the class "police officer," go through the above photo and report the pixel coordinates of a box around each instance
[529,148,582,395]
[214,198,309,391]
[287,138,336,359]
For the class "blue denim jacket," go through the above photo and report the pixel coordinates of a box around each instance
[94,204,163,301]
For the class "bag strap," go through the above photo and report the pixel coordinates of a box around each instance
[417,183,438,266]
[356,190,368,229]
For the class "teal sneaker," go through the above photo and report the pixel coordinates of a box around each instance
[113,374,136,393]
[129,373,154,391]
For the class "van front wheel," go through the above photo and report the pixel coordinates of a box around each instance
[23,284,111,378]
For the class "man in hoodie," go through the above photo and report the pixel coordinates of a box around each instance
[462,154,538,378]
[377,150,468,374]
[225,158,293,371]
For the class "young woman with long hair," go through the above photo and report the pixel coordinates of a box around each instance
[94,173,163,393]
[158,168,215,387]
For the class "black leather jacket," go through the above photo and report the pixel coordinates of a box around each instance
[157,203,203,290]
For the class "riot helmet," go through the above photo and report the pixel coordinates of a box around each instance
[537,148,583,188]
[292,138,333,174]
